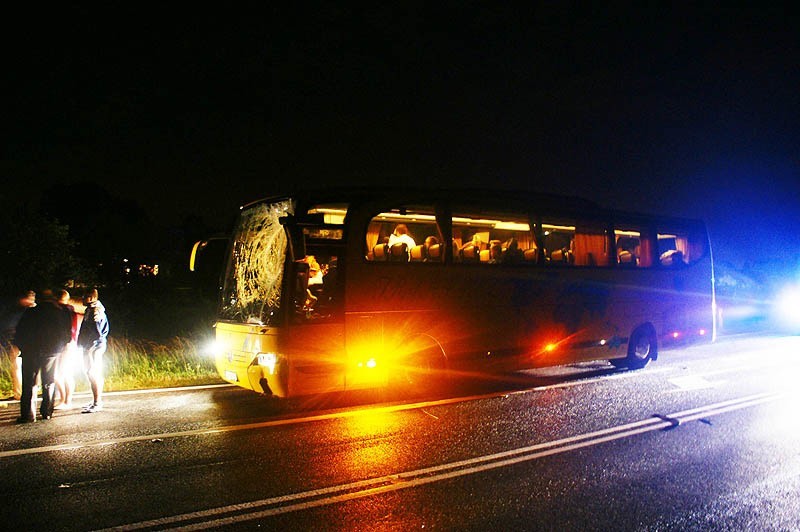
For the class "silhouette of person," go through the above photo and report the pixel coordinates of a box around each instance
[1,290,35,400]
[13,290,71,422]
[78,288,109,413]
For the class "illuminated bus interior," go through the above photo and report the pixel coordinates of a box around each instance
[363,206,709,269]
[366,205,443,262]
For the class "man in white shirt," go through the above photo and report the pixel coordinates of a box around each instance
[388,224,416,259]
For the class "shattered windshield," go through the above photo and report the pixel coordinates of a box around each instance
[219,199,293,325]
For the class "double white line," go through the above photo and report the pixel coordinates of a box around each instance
[104,391,782,531]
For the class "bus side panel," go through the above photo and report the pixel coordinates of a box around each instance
[343,259,715,373]
[344,262,628,374]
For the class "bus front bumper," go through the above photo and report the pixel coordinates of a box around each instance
[216,351,289,397]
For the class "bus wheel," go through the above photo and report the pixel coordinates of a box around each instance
[624,326,657,370]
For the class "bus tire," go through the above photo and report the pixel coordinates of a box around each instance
[623,325,657,370]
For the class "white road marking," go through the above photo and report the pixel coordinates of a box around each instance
[0,383,234,406]
[1,356,786,460]
[0,357,771,459]
[0,391,541,458]
[98,391,784,531]
[668,375,717,390]
[531,365,676,391]
[0,367,669,459]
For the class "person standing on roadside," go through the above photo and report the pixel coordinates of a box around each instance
[0,290,36,400]
[78,288,109,414]
[13,290,71,423]
[54,289,79,409]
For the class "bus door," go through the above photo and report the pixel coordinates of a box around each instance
[285,221,348,395]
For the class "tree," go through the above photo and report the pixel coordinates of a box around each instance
[0,194,91,295]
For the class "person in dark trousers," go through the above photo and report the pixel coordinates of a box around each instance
[13,290,72,423]
[78,288,109,413]
[0,290,36,400]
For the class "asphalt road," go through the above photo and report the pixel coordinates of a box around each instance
[2,334,800,531]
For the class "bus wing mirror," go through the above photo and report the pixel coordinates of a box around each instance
[189,241,207,272]
[189,235,228,272]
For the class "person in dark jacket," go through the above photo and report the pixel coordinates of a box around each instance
[13,291,72,423]
[78,288,109,413]
[0,290,36,400]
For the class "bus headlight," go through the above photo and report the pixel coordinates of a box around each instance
[203,340,221,358]
[257,352,278,375]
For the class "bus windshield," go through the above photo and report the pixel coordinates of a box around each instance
[219,199,294,325]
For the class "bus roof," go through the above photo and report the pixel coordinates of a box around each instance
[238,186,705,228]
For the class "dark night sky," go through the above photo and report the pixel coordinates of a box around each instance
[3,5,799,268]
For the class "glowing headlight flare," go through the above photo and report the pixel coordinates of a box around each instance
[203,340,221,358]
[70,346,84,377]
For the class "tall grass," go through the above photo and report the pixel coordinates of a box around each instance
[102,336,221,391]
[0,336,220,399]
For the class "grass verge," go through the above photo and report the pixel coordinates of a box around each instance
[0,336,221,398]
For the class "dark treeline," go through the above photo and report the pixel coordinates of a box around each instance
[0,184,222,341]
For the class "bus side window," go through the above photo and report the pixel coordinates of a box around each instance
[542,221,575,265]
[452,205,534,266]
[657,228,704,266]
[614,226,654,267]
[293,254,342,322]
[573,223,610,266]
[541,218,613,267]
[365,205,442,264]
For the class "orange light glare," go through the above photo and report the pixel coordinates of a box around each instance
[545,343,557,352]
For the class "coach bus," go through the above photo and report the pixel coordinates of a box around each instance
[192,188,715,397]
